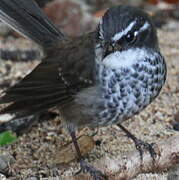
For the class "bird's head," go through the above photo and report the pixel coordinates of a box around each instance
[95,6,159,69]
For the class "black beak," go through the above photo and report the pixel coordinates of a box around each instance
[103,43,122,59]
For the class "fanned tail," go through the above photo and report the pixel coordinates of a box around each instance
[0,0,65,47]
[0,59,73,119]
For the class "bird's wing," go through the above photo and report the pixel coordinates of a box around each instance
[0,0,65,47]
[0,34,96,118]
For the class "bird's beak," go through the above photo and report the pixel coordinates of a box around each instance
[103,43,122,59]
[113,44,123,52]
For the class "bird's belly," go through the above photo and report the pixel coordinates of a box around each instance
[97,84,151,126]
[64,83,154,128]
[68,88,148,128]
[62,60,166,129]
[96,65,166,126]
[64,80,163,129]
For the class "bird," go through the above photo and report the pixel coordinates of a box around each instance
[0,0,167,179]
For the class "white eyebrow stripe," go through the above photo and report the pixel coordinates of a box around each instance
[135,22,150,36]
[112,20,137,41]
[112,21,150,42]
[140,22,150,31]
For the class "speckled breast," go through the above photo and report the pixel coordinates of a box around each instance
[97,52,166,126]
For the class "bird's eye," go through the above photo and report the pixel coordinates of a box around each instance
[125,32,136,43]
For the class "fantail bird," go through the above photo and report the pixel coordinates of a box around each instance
[0,1,167,179]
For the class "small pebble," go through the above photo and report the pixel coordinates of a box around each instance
[167,165,179,180]
[173,123,179,131]
[0,154,15,173]
[95,140,102,146]
[25,177,38,180]
[0,173,6,180]
[174,111,179,123]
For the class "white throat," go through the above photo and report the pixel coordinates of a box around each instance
[95,47,156,69]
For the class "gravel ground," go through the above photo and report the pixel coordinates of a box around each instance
[0,6,179,180]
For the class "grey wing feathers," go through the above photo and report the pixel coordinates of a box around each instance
[0,34,96,119]
[0,60,73,117]
[0,0,65,47]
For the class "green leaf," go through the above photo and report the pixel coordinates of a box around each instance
[0,131,17,146]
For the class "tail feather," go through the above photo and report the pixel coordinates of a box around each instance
[0,57,74,118]
[0,95,72,117]
[0,87,67,103]
[0,0,65,47]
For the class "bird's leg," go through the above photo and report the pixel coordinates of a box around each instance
[117,123,157,162]
[70,131,108,180]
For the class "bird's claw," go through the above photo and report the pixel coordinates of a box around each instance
[75,159,108,180]
[134,139,157,162]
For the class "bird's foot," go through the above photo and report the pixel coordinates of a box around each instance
[117,124,157,162]
[134,138,157,162]
[75,159,108,180]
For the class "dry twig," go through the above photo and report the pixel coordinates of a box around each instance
[63,134,179,180]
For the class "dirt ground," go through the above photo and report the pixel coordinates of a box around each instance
[0,3,179,180]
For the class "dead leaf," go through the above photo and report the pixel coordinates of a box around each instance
[53,135,95,164]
